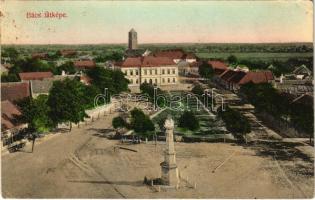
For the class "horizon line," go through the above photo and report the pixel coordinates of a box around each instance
[2,41,313,46]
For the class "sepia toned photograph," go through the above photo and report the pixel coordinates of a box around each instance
[0,0,314,198]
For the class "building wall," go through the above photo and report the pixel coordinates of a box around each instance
[119,65,179,87]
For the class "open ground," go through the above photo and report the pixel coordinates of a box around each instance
[1,111,313,198]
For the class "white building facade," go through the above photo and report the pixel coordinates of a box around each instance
[115,56,178,88]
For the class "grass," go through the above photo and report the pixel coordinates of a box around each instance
[196,52,313,61]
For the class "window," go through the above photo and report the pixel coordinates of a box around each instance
[144,69,147,75]
[150,69,152,75]
[155,69,158,74]
[173,78,176,83]
[172,69,175,74]
[149,79,153,84]
[162,69,165,74]
[155,79,157,83]
[162,78,165,83]
[130,79,133,84]
[167,69,170,74]
[130,70,133,76]
[168,78,170,83]
[136,70,139,75]
[136,79,139,84]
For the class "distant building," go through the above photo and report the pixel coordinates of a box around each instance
[128,28,138,50]
[208,60,228,75]
[178,61,199,76]
[60,49,77,57]
[153,49,196,64]
[217,69,274,91]
[19,72,53,81]
[1,82,30,102]
[115,56,178,89]
[32,52,49,59]
[291,65,312,80]
[74,60,96,70]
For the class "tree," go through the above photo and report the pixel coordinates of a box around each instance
[191,84,204,96]
[178,111,200,131]
[1,74,20,82]
[227,55,238,65]
[130,108,154,136]
[3,47,19,61]
[87,67,129,95]
[17,95,53,133]
[218,106,251,142]
[198,61,214,79]
[48,78,88,131]
[112,116,127,129]
[57,61,76,75]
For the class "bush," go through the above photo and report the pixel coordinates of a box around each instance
[112,116,126,129]
[178,111,199,131]
[191,84,204,96]
[218,106,251,135]
[130,108,154,135]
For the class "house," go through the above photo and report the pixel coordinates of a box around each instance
[178,61,199,76]
[208,60,228,75]
[74,60,96,70]
[1,82,30,102]
[115,56,178,90]
[217,69,274,91]
[32,52,49,59]
[80,75,92,85]
[292,65,312,80]
[1,100,28,148]
[153,49,196,64]
[30,75,75,98]
[60,49,77,57]
[19,71,53,81]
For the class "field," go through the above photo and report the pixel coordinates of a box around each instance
[196,52,313,61]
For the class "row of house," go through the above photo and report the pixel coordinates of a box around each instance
[210,60,275,91]
[1,71,92,150]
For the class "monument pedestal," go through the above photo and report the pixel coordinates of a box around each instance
[160,117,180,188]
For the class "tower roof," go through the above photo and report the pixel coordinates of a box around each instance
[129,28,136,33]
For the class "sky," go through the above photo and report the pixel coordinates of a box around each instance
[1,1,313,44]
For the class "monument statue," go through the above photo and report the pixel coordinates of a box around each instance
[160,116,179,187]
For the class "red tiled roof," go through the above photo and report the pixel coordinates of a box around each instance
[74,60,96,69]
[1,100,23,131]
[238,71,274,85]
[117,56,175,68]
[1,82,30,102]
[32,53,48,59]
[142,56,176,67]
[19,72,53,81]
[60,49,76,56]
[80,75,92,85]
[208,61,228,70]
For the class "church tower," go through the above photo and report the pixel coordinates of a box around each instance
[128,28,138,50]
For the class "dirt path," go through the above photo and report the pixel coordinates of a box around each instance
[1,113,121,198]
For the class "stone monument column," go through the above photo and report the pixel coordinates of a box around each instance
[160,117,179,187]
